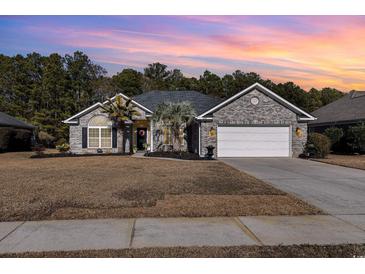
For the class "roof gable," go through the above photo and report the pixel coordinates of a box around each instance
[63,93,153,124]
[197,82,316,121]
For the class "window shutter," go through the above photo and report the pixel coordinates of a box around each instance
[112,127,117,148]
[82,127,87,148]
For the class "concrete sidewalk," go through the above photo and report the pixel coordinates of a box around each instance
[1,215,365,254]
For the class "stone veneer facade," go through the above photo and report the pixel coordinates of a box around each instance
[199,89,308,158]
[69,105,149,154]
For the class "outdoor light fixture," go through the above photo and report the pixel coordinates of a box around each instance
[295,127,303,137]
[208,127,216,137]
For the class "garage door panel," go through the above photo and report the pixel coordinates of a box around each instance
[219,135,289,142]
[217,126,290,157]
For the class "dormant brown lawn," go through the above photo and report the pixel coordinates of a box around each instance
[0,152,321,221]
[314,154,365,171]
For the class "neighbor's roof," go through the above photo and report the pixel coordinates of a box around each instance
[310,91,365,126]
[0,112,35,129]
[132,90,223,115]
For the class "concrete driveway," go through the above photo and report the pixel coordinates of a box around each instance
[220,158,365,215]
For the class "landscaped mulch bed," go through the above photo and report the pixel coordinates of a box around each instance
[31,152,129,158]
[0,152,321,221]
[313,154,365,170]
[2,244,364,258]
[145,151,204,160]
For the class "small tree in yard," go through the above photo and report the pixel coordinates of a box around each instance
[305,133,331,158]
[324,127,344,149]
[347,123,365,153]
[153,102,196,151]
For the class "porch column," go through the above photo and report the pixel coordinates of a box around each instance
[123,120,133,154]
[150,120,154,152]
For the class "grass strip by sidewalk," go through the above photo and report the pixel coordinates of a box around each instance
[1,244,364,258]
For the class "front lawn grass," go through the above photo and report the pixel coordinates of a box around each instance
[1,244,364,258]
[0,152,321,221]
[313,154,365,170]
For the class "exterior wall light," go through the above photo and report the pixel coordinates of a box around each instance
[295,127,303,137]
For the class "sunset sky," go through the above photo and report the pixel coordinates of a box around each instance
[1,16,365,91]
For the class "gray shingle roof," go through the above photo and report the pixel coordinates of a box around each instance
[132,90,223,115]
[0,112,35,129]
[310,91,365,125]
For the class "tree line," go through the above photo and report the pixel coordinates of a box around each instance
[0,51,345,144]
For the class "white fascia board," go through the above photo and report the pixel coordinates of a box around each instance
[63,102,103,124]
[197,82,316,121]
[63,92,154,124]
[195,116,213,120]
[105,93,153,114]
[254,83,316,120]
[299,117,317,121]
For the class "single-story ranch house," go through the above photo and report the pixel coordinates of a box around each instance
[309,90,365,133]
[63,83,316,158]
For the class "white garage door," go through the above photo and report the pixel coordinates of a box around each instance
[217,126,290,157]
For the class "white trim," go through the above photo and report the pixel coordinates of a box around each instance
[63,102,103,124]
[197,82,316,121]
[63,92,153,125]
[298,117,316,121]
[196,117,213,121]
[104,93,153,114]
[198,122,201,156]
[87,126,112,149]
[289,124,293,157]
[150,121,154,152]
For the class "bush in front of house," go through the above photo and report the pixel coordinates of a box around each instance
[37,131,56,147]
[305,133,331,158]
[346,123,365,154]
[56,143,70,153]
[145,151,203,160]
[324,127,344,150]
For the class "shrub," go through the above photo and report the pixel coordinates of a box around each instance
[38,131,55,147]
[324,127,344,148]
[347,123,365,153]
[305,133,331,158]
[55,138,67,146]
[56,143,70,153]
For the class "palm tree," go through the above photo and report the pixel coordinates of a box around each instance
[101,95,140,126]
[101,95,140,153]
[153,101,196,151]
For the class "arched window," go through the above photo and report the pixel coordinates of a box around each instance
[88,115,112,148]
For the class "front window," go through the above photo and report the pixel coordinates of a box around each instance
[88,115,112,148]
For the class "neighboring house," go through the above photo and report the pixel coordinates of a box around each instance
[309,91,365,133]
[0,112,36,152]
[63,82,316,158]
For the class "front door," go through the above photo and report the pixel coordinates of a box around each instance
[136,127,147,150]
